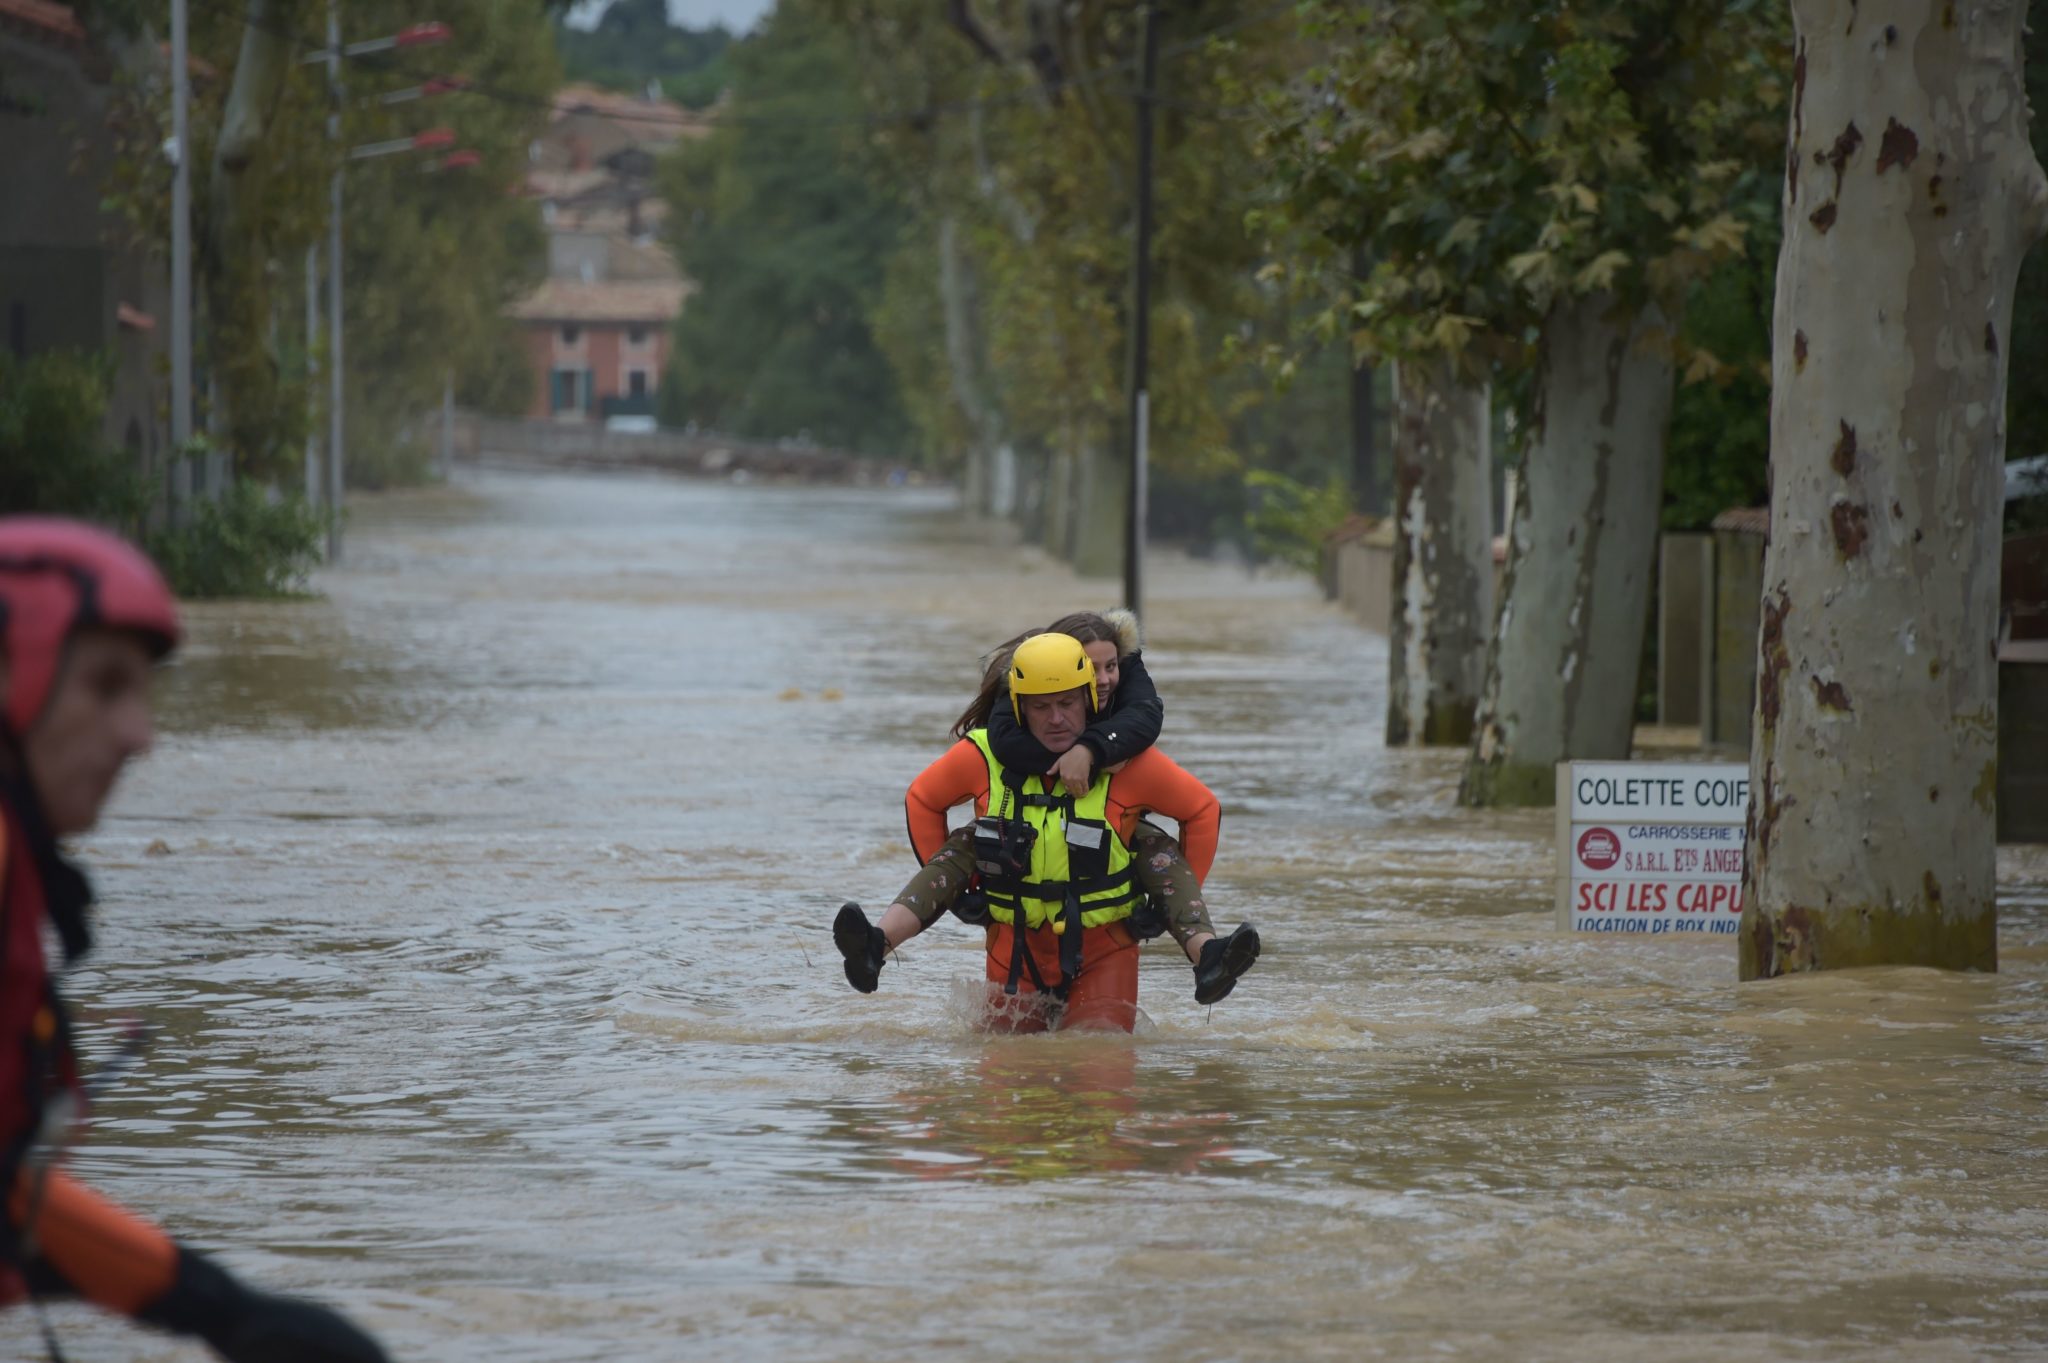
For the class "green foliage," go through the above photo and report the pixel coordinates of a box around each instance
[1257,0,1789,373]
[98,0,332,483]
[658,0,912,455]
[828,0,1348,529]
[2008,18,2048,466]
[145,475,325,600]
[66,0,153,38]
[338,0,557,486]
[1244,469,1351,573]
[0,350,147,524]
[557,0,732,97]
[97,0,555,491]
[1663,218,1778,530]
[663,54,733,111]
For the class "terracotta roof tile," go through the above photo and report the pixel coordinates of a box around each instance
[507,277,688,324]
[549,83,710,142]
[0,0,85,45]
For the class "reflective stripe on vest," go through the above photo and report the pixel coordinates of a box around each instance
[967,729,1136,931]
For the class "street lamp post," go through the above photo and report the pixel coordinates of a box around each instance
[313,6,452,563]
[306,242,320,504]
[326,1,345,561]
[1123,2,1159,623]
[170,0,193,503]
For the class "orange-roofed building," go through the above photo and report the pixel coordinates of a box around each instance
[509,82,702,422]
[508,278,689,420]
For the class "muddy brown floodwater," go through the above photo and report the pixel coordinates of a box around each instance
[18,470,2048,1362]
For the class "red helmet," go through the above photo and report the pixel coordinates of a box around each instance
[0,517,181,735]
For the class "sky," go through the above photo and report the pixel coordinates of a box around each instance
[565,0,775,33]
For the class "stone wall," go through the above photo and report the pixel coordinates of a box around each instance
[1657,533,1711,728]
[1324,519,1396,635]
[1704,522,1767,754]
[451,412,887,483]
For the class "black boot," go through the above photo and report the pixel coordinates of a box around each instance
[834,902,888,994]
[1193,923,1260,1005]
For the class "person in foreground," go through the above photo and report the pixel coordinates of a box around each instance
[834,631,1260,1031]
[972,611,1227,961]
[0,518,391,1362]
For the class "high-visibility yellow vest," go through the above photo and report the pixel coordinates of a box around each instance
[967,728,1138,932]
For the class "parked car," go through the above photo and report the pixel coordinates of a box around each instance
[605,413,658,435]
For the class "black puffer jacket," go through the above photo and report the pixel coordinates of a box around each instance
[987,608,1162,774]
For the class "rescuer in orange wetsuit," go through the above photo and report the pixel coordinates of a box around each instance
[0,518,390,1362]
[834,632,1259,1030]
[951,610,1226,961]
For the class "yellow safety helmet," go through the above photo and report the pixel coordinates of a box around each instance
[1008,632,1098,722]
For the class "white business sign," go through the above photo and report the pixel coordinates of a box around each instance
[1556,761,1750,937]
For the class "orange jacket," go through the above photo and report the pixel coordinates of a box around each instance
[905,740,1220,882]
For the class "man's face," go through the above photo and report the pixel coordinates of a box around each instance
[12,629,158,836]
[1021,686,1089,752]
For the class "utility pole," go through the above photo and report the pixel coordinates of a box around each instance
[305,13,454,562]
[170,0,193,487]
[326,0,346,562]
[1122,2,1159,621]
[305,243,320,505]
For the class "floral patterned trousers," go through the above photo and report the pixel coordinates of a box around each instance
[891,819,1215,948]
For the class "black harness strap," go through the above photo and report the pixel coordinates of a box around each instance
[988,865,1136,904]
[1003,907,1062,999]
[1058,888,1084,985]
[993,773,1058,998]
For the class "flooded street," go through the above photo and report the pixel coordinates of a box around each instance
[24,469,2048,1362]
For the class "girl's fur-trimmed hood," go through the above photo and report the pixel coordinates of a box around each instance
[977,608,1144,677]
[1101,607,1142,656]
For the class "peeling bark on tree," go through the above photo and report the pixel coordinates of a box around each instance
[1351,247,1385,518]
[209,3,294,215]
[1038,440,1123,575]
[1043,445,1074,559]
[1352,355,1383,517]
[1387,354,1492,747]
[938,214,1004,517]
[1740,0,2045,979]
[1070,437,1127,579]
[968,108,1037,247]
[203,2,297,465]
[1461,293,1675,807]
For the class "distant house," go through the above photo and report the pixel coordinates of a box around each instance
[508,83,704,424]
[0,0,171,476]
[508,277,688,421]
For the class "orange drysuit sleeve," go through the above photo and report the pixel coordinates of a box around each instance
[903,740,992,864]
[7,1170,177,1315]
[1107,749,1220,883]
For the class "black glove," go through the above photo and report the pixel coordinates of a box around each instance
[139,1246,392,1363]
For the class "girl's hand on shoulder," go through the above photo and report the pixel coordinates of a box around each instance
[1050,745,1096,797]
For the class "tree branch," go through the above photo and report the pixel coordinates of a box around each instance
[1440,23,1537,159]
[945,0,1006,65]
